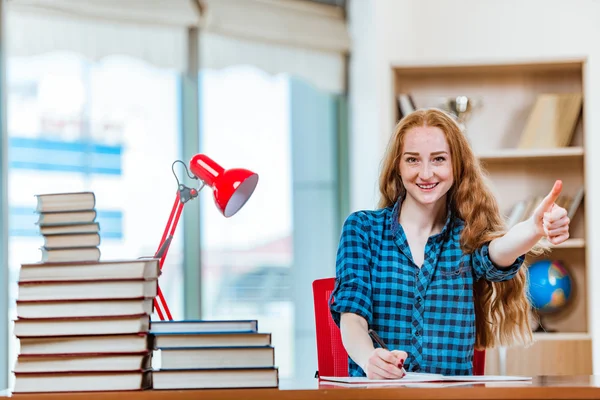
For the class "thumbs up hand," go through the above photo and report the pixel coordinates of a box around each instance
[531,180,570,245]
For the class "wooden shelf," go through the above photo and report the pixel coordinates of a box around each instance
[532,332,591,340]
[551,238,585,249]
[527,239,585,257]
[477,147,584,162]
[392,58,584,75]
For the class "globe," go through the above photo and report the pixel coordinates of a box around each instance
[527,259,572,314]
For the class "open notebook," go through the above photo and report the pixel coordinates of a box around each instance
[319,372,531,385]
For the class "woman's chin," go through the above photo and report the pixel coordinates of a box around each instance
[409,191,444,206]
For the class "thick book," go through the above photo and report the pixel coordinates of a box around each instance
[14,352,151,373]
[18,259,160,283]
[153,331,271,349]
[150,320,258,334]
[41,247,101,263]
[19,334,151,356]
[13,314,151,337]
[18,279,157,301]
[13,370,151,393]
[152,367,278,390]
[157,346,274,369]
[17,298,154,319]
[43,233,101,249]
[37,210,97,226]
[35,192,96,213]
[40,222,100,236]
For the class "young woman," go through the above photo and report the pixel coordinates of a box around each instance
[330,108,570,379]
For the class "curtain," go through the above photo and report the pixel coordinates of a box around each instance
[5,0,201,71]
[200,0,350,94]
[5,0,350,92]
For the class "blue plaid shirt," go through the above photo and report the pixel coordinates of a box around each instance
[330,197,525,376]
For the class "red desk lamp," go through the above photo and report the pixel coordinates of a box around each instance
[153,154,259,320]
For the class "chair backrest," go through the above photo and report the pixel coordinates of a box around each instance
[312,277,486,377]
[312,277,349,377]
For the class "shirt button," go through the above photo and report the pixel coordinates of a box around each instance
[416,297,422,303]
[415,330,421,337]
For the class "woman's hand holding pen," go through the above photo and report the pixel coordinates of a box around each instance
[364,348,407,380]
[365,329,407,379]
[339,315,408,380]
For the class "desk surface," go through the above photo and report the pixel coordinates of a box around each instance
[3,376,600,400]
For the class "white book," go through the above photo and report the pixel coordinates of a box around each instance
[18,280,157,301]
[14,353,151,373]
[16,298,154,319]
[13,371,150,393]
[19,334,151,356]
[19,259,160,282]
[13,315,150,337]
[153,368,278,390]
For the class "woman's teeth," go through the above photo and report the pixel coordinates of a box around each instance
[417,183,438,190]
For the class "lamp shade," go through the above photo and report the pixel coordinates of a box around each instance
[189,154,259,217]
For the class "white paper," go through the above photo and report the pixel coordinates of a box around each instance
[319,372,531,385]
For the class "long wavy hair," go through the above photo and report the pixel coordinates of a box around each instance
[378,108,534,349]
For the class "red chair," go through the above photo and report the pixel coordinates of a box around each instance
[312,277,485,377]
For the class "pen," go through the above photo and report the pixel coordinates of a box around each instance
[368,329,389,350]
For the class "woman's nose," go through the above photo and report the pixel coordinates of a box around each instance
[419,164,433,179]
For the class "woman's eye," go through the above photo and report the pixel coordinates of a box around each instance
[433,156,446,163]
[406,157,417,163]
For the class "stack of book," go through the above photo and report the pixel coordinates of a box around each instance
[150,320,279,390]
[35,191,101,263]
[13,258,160,393]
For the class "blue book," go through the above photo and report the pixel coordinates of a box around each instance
[152,331,271,349]
[149,320,258,334]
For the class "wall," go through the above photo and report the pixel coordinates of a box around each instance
[347,0,600,373]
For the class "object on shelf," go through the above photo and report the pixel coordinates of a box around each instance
[518,93,582,149]
[441,95,482,133]
[505,186,584,229]
[527,259,573,333]
[397,93,416,120]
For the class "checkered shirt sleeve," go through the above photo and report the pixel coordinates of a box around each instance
[472,242,524,281]
[329,211,373,327]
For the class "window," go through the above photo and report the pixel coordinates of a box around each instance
[199,66,294,376]
[199,66,342,379]
[6,53,183,386]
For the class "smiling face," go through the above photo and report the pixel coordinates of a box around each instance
[399,125,454,207]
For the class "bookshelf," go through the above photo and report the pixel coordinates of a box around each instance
[392,59,590,376]
[477,147,584,162]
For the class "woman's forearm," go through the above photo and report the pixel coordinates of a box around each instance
[340,313,375,371]
[489,218,543,267]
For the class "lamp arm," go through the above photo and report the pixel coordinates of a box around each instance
[153,177,204,321]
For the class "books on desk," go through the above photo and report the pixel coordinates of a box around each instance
[34,191,101,263]
[150,320,279,389]
[12,256,160,393]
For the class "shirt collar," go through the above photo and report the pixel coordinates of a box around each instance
[390,194,454,239]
